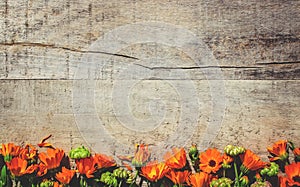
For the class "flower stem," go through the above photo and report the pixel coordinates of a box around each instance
[234,162,240,187]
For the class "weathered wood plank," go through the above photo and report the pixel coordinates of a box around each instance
[0,43,299,80]
[0,80,299,156]
[0,1,299,80]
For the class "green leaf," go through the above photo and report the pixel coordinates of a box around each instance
[0,165,7,185]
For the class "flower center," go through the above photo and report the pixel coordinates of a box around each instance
[209,160,216,167]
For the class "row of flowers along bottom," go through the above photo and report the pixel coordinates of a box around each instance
[0,135,299,187]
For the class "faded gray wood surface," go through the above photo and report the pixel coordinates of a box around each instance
[0,0,299,158]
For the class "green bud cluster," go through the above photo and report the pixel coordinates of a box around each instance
[210,177,233,187]
[100,172,118,187]
[224,145,246,156]
[69,146,91,159]
[39,180,54,187]
[112,168,130,179]
[250,181,272,187]
[100,168,133,187]
[260,162,279,177]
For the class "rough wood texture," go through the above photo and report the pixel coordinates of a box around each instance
[0,0,299,158]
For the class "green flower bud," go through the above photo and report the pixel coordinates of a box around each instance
[250,181,272,187]
[260,162,279,177]
[100,172,118,187]
[122,170,128,178]
[222,163,231,169]
[112,168,129,179]
[40,180,54,187]
[189,144,199,160]
[224,145,245,156]
[210,177,232,187]
[240,176,249,186]
[126,172,136,184]
[69,146,91,159]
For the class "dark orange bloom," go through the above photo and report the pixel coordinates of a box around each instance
[199,148,223,173]
[267,140,289,161]
[38,148,64,170]
[285,162,300,186]
[0,143,22,161]
[164,147,187,169]
[19,144,37,161]
[6,157,37,177]
[55,167,75,184]
[240,149,266,173]
[166,170,190,185]
[188,172,211,187]
[141,161,169,182]
[93,153,116,168]
[132,144,151,167]
[75,156,96,178]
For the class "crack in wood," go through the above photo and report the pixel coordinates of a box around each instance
[133,63,264,70]
[255,61,300,65]
[0,42,139,60]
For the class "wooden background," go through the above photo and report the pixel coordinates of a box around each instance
[0,0,299,158]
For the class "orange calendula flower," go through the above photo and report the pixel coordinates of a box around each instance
[141,161,169,182]
[0,143,22,161]
[199,148,223,173]
[240,149,266,173]
[285,162,300,186]
[132,144,151,167]
[267,140,289,162]
[75,156,96,178]
[38,148,64,170]
[166,170,190,185]
[164,147,187,169]
[19,144,38,161]
[6,157,37,177]
[55,167,75,184]
[188,172,211,187]
[94,153,116,168]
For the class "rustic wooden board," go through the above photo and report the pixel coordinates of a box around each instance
[0,0,299,157]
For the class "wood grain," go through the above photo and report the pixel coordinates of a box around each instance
[0,0,299,156]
